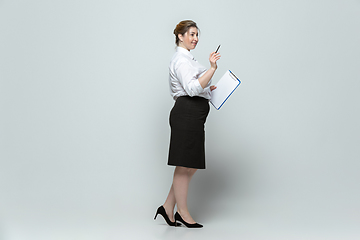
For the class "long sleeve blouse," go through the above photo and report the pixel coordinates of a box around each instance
[169,47,212,100]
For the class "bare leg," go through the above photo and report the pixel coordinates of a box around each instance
[163,184,176,222]
[163,166,198,223]
[172,166,198,224]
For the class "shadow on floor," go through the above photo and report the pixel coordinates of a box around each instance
[188,151,256,222]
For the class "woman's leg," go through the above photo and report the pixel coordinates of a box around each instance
[163,184,176,222]
[163,166,198,223]
[173,166,198,223]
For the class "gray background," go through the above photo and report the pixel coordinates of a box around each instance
[1,0,359,239]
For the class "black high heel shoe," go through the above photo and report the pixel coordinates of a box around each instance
[175,212,203,228]
[154,206,181,226]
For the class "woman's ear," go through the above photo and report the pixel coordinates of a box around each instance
[178,34,183,42]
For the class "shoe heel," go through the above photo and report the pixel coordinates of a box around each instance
[154,206,179,226]
[174,220,180,227]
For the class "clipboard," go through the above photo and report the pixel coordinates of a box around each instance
[210,70,241,110]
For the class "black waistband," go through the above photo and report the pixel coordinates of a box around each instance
[177,95,209,101]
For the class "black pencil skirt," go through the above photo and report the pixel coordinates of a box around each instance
[168,96,210,169]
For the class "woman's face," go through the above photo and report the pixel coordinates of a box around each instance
[178,27,199,51]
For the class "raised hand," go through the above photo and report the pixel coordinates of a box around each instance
[209,52,221,70]
[198,51,222,89]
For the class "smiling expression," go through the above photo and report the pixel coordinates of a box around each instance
[178,27,199,51]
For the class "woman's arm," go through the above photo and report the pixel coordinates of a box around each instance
[198,52,221,89]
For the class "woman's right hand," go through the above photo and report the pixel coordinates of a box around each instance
[198,51,222,89]
[209,52,221,70]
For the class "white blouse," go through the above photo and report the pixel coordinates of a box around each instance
[169,47,212,100]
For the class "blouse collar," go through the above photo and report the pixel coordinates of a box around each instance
[176,46,195,60]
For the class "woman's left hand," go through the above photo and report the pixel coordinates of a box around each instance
[210,85,217,91]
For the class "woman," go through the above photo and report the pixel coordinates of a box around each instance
[154,20,221,228]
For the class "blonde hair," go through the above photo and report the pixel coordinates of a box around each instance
[173,20,199,46]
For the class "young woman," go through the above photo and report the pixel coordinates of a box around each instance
[154,20,221,228]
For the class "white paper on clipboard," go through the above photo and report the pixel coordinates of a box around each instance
[210,70,241,110]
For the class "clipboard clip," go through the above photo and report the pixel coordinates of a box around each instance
[229,70,238,81]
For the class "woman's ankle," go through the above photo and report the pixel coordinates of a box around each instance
[163,203,175,214]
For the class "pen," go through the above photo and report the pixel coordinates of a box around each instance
[229,70,239,81]
[215,44,221,53]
